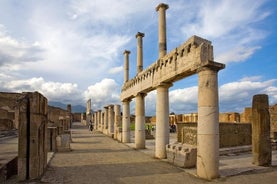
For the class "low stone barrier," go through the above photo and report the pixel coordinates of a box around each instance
[166,143,197,168]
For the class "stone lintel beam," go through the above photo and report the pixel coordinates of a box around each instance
[120,35,225,101]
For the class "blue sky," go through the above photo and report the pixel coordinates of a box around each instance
[0,0,276,115]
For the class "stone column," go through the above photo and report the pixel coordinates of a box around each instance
[155,83,172,158]
[101,111,104,132]
[197,67,220,180]
[135,93,146,149]
[104,106,109,134]
[156,3,169,58]
[252,94,271,166]
[108,105,114,136]
[124,50,130,83]
[122,100,131,143]
[114,104,121,140]
[94,112,97,128]
[98,110,102,130]
[136,32,144,73]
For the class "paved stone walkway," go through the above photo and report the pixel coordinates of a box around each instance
[7,122,277,183]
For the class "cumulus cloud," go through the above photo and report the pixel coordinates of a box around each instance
[0,25,43,67]
[108,66,123,74]
[84,78,121,110]
[0,77,82,104]
[176,0,270,64]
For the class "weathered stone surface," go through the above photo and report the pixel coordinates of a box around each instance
[166,143,197,168]
[252,94,271,166]
[56,134,71,152]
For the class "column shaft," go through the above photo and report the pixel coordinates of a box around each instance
[114,105,121,140]
[104,107,109,134]
[197,67,219,180]
[122,100,131,143]
[135,94,145,149]
[108,105,114,135]
[155,84,171,158]
[124,50,130,82]
[156,3,169,58]
[136,32,144,73]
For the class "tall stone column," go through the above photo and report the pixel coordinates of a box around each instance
[197,67,220,180]
[122,100,131,143]
[252,94,271,166]
[156,3,169,58]
[94,112,97,128]
[155,83,172,158]
[136,32,144,73]
[98,110,102,130]
[124,50,130,83]
[101,111,104,132]
[94,111,98,130]
[114,104,121,140]
[135,93,146,149]
[104,106,109,134]
[108,105,114,136]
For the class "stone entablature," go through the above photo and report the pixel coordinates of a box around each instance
[121,35,224,101]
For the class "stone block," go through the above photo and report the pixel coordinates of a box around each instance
[56,134,71,152]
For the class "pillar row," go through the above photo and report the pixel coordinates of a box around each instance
[197,67,220,180]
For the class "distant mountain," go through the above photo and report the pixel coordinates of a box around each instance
[48,101,86,113]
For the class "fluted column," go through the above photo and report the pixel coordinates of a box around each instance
[136,32,144,73]
[135,93,146,149]
[122,99,131,143]
[155,83,172,158]
[156,3,169,58]
[197,67,220,179]
[123,50,130,83]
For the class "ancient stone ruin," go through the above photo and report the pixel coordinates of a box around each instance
[0,92,74,182]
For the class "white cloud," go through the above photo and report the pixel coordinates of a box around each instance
[176,0,270,64]
[108,66,123,74]
[84,78,121,110]
[0,77,82,104]
[0,25,43,67]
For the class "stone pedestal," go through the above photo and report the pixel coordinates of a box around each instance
[155,83,171,158]
[252,94,271,166]
[135,93,146,149]
[197,67,219,180]
[122,100,131,143]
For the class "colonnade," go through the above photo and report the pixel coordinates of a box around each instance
[119,3,224,180]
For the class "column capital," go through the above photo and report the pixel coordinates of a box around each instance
[135,92,147,98]
[136,32,145,38]
[156,3,169,11]
[155,82,173,89]
[122,98,132,103]
[123,50,131,55]
[197,61,225,73]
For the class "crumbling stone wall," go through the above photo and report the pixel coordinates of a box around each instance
[17,92,48,181]
[177,122,252,148]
